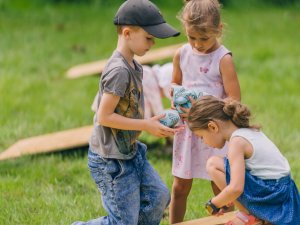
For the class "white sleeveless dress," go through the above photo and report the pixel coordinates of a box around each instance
[172,44,231,179]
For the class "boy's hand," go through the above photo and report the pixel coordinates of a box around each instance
[159,109,180,128]
[145,114,184,137]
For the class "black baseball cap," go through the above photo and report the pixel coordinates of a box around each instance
[113,0,180,39]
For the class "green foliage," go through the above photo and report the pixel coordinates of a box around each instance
[263,0,297,6]
[220,0,299,7]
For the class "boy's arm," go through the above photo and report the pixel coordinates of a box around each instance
[97,93,182,137]
[220,54,241,101]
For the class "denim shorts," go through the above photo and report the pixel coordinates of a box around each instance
[72,142,170,225]
[224,157,300,225]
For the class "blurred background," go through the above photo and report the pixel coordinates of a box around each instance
[0,0,299,224]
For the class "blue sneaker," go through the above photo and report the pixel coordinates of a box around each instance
[159,109,180,128]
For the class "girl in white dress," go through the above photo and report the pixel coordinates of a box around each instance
[169,0,241,223]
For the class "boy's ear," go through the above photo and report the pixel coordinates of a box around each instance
[122,27,131,38]
[208,121,219,133]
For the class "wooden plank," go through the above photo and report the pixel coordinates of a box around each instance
[66,43,183,79]
[0,125,93,161]
[174,211,263,225]
[174,212,236,225]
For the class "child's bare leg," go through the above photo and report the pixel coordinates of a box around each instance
[211,180,221,196]
[169,177,193,224]
[233,201,248,213]
[206,156,227,190]
[207,156,236,212]
[207,156,252,219]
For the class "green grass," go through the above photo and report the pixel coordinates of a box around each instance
[0,1,300,224]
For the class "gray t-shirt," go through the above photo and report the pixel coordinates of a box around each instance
[89,50,144,159]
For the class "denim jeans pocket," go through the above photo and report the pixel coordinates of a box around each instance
[106,159,124,181]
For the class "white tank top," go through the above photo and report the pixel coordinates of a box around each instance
[231,128,290,180]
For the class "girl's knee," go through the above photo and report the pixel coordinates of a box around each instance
[172,179,192,197]
[206,156,223,175]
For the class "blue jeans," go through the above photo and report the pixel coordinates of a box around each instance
[72,142,170,225]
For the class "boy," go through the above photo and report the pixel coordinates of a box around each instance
[72,0,181,225]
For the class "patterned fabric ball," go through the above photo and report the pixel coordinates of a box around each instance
[173,86,206,114]
[159,109,180,128]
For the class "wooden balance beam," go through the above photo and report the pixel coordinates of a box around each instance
[0,125,93,161]
[66,43,183,79]
[174,211,263,225]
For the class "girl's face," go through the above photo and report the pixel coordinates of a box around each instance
[185,26,219,54]
[126,27,155,56]
[193,122,226,149]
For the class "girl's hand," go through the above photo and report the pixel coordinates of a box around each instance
[190,96,196,104]
[169,86,174,98]
[171,100,176,110]
[215,208,225,217]
[224,202,234,208]
[145,114,184,137]
[169,86,177,110]
[179,96,196,120]
[179,107,189,120]
[215,202,234,216]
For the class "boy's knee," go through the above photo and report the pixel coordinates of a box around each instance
[146,185,170,216]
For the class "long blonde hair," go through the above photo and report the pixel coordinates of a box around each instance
[188,96,260,131]
[179,0,222,37]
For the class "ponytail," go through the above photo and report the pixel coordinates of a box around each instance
[223,99,253,128]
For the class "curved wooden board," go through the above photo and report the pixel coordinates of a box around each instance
[0,125,93,161]
[174,211,264,225]
[66,43,183,79]
[174,212,235,225]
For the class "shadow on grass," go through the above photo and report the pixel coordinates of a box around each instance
[43,145,89,159]
[147,144,173,161]
[38,139,173,162]
[41,137,173,161]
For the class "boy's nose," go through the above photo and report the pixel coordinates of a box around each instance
[194,41,202,48]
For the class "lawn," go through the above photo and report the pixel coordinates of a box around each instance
[0,1,299,224]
